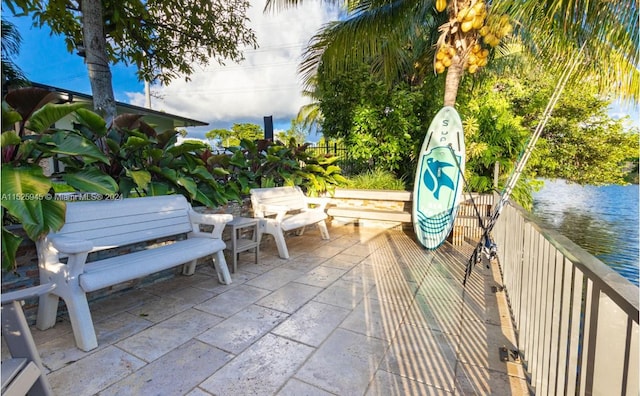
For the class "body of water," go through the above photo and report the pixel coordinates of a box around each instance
[532,179,639,286]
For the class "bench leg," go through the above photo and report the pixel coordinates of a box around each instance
[212,251,232,285]
[273,230,290,259]
[36,293,60,331]
[317,221,330,240]
[64,292,99,352]
[182,259,197,276]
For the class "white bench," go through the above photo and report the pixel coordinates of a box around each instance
[250,186,330,259]
[36,195,232,351]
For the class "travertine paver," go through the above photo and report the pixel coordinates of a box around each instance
[194,284,271,318]
[116,308,223,362]
[294,328,390,394]
[272,300,351,346]
[199,333,313,395]
[196,304,288,354]
[14,224,530,395]
[255,282,323,313]
[47,346,145,395]
[101,340,232,395]
[313,278,373,309]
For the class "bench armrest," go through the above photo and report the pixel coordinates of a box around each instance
[304,197,330,211]
[188,211,233,239]
[39,236,92,278]
[48,235,93,254]
[259,204,295,223]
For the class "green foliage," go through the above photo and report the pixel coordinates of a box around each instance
[317,64,427,177]
[207,139,347,197]
[345,170,406,190]
[72,113,229,208]
[205,123,264,147]
[9,0,257,85]
[1,87,118,271]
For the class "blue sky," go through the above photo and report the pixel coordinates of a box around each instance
[6,8,638,140]
[6,2,340,141]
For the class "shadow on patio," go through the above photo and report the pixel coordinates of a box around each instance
[6,224,529,395]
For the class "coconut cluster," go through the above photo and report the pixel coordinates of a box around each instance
[433,0,513,75]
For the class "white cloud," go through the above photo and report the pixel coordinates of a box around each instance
[126,0,340,139]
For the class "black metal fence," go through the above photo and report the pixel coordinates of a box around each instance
[306,141,362,175]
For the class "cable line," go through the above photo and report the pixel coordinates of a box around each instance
[460,43,587,285]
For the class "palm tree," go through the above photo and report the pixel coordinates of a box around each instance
[266,0,638,108]
[1,18,29,95]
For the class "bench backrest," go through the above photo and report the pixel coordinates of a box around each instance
[250,186,308,217]
[51,195,195,253]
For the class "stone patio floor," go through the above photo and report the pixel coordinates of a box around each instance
[13,224,530,395]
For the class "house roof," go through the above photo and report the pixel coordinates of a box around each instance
[30,82,208,129]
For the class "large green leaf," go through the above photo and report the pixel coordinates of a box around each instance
[190,165,217,183]
[74,108,108,137]
[2,226,23,272]
[62,168,119,194]
[1,131,21,147]
[1,164,52,229]
[193,188,216,208]
[168,140,208,156]
[176,176,198,198]
[50,132,110,164]
[27,102,87,134]
[123,135,151,149]
[146,181,173,196]
[21,198,66,241]
[2,101,22,132]
[125,168,151,190]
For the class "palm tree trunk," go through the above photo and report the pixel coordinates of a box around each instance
[81,0,116,124]
[443,55,464,107]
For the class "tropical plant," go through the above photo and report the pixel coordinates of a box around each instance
[1,87,118,271]
[6,0,257,120]
[345,169,406,190]
[71,113,234,208]
[207,139,347,197]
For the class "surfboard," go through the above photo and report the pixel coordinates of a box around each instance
[413,106,465,249]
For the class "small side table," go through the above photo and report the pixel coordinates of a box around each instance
[224,217,260,273]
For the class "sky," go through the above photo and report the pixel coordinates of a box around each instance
[6,1,342,141]
[6,4,639,141]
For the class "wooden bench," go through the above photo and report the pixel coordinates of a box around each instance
[36,195,233,351]
[326,188,412,226]
[250,186,330,259]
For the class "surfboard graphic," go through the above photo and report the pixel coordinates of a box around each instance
[413,106,465,249]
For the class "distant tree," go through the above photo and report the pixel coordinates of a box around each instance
[205,123,263,147]
[6,0,257,123]
[276,119,308,145]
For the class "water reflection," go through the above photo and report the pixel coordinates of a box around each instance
[533,179,639,286]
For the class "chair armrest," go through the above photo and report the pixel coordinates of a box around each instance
[305,197,330,211]
[1,283,56,305]
[48,235,93,254]
[189,211,233,239]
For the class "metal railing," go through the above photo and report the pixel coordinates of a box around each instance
[492,201,639,395]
